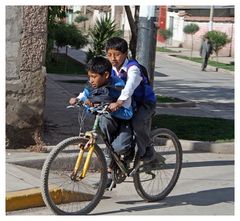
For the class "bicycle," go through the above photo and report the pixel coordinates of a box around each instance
[41,102,182,215]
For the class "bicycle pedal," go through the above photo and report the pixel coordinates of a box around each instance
[129,161,141,177]
[107,181,116,191]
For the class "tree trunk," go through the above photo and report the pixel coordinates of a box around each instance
[124,6,139,59]
[191,34,193,59]
[65,45,68,55]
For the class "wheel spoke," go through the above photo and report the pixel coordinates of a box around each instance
[41,137,107,215]
[133,129,182,201]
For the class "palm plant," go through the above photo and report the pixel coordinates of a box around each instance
[86,15,122,62]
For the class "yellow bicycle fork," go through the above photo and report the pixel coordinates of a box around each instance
[71,132,96,180]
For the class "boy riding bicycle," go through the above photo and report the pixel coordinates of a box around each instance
[69,56,134,188]
[106,37,157,163]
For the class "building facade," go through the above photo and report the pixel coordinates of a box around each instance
[163,5,234,56]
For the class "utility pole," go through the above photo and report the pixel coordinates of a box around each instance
[136,6,157,87]
[209,6,214,31]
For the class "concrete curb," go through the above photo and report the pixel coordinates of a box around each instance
[44,140,234,155]
[6,186,94,212]
[6,188,44,212]
[156,101,196,108]
[180,140,234,154]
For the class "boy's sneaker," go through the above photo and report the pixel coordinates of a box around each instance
[123,148,135,164]
[140,147,156,163]
[93,173,116,189]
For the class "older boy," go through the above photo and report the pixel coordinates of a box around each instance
[106,37,156,162]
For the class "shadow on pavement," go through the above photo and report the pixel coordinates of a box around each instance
[92,187,234,215]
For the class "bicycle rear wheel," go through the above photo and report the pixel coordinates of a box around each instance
[133,128,182,202]
[41,136,107,215]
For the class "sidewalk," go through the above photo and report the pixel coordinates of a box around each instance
[6,46,234,213]
[6,140,234,213]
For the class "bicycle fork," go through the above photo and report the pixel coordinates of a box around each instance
[71,133,95,181]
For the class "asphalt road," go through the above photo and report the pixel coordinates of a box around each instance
[7,151,234,215]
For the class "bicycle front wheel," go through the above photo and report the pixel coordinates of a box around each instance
[134,128,182,202]
[41,136,107,215]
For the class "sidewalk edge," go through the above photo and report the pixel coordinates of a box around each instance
[6,188,44,212]
[180,140,234,154]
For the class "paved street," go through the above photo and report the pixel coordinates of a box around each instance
[6,150,234,215]
[153,52,234,119]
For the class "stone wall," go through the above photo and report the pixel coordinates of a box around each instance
[6,6,48,148]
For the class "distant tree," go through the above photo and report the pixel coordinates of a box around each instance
[86,15,122,62]
[183,23,199,59]
[124,6,140,59]
[158,28,173,47]
[46,6,66,65]
[54,23,88,56]
[74,15,88,23]
[204,30,231,69]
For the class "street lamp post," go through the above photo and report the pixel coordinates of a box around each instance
[209,6,214,31]
[136,6,157,86]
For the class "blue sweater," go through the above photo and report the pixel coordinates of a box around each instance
[78,76,133,120]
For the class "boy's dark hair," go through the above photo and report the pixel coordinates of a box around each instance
[106,37,128,53]
[86,56,112,75]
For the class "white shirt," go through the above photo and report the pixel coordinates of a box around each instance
[112,58,142,105]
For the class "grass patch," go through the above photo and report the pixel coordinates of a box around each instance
[47,53,87,75]
[156,47,178,53]
[152,114,234,142]
[156,95,185,103]
[173,55,234,71]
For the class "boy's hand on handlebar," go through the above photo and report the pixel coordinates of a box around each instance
[108,100,123,112]
[84,99,94,107]
[69,97,78,105]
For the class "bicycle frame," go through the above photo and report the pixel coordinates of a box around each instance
[71,107,132,181]
[69,104,164,183]
[70,112,100,180]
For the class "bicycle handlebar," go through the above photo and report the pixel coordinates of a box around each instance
[67,102,109,115]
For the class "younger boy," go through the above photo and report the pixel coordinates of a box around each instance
[69,56,133,187]
[106,37,157,162]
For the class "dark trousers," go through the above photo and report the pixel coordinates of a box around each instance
[131,102,156,157]
[99,113,133,167]
[202,55,209,70]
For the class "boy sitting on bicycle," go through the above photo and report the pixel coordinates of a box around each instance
[106,37,157,163]
[69,56,134,187]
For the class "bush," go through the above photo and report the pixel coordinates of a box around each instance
[158,28,173,41]
[204,30,231,57]
[183,23,199,35]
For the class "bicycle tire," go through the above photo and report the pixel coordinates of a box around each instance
[133,128,182,202]
[41,136,107,215]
